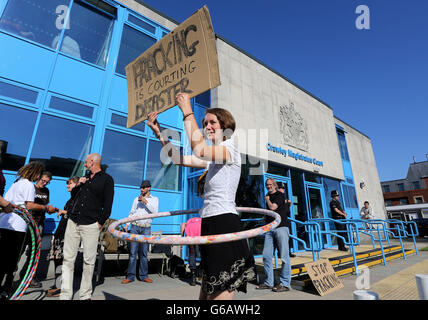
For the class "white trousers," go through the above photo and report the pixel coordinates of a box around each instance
[60,219,100,300]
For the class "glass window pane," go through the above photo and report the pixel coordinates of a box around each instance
[49,96,93,118]
[101,129,146,186]
[128,15,156,34]
[0,104,37,171]
[337,130,350,161]
[60,1,114,67]
[0,81,38,104]
[195,90,210,107]
[115,25,156,76]
[110,113,145,132]
[146,140,182,191]
[323,177,342,217]
[0,0,69,48]
[30,115,94,177]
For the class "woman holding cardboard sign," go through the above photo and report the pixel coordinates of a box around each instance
[147,92,255,300]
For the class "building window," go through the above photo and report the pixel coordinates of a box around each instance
[413,181,421,190]
[414,196,424,204]
[383,185,390,193]
[57,0,115,67]
[397,183,405,192]
[48,96,94,118]
[336,130,350,162]
[110,113,145,132]
[128,14,156,34]
[146,140,182,191]
[115,24,156,76]
[0,104,38,171]
[0,81,38,104]
[342,184,358,209]
[195,90,211,107]
[385,199,392,206]
[101,129,146,186]
[0,0,69,48]
[399,198,409,205]
[29,114,94,177]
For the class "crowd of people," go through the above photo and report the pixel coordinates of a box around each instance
[0,92,377,301]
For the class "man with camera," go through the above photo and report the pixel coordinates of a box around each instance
[60,153,114,300]
[122,179,158,285]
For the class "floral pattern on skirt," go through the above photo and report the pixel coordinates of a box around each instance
[202,257,256,295]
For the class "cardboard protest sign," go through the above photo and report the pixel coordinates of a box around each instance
[304,259,344,296]
[126,5,221,128]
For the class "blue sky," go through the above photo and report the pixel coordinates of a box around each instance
[139,0,428,181]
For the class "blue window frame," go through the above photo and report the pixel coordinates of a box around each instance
[0,103,38,171]
[110,113,145,133]
[0,0,69,48]
[337,130,350,161]
[115,24,156,76]
[0,80,38,104]
[128,14,156,34]
[59,0,115,67]
[29,114,94,177]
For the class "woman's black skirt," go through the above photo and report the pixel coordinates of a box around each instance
[200,213,255,295]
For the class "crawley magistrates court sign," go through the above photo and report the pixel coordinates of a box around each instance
[126,6,221,128]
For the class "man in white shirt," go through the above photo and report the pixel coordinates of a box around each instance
[122,180,158,284]
[360,201,373,229]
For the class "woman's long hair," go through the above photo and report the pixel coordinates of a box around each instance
[17,162,44,182]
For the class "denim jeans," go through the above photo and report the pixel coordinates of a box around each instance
[187,245,199,271]
[127,225,151,281]
[262,226,291,288]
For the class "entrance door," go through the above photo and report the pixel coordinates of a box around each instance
[305,184,331,248]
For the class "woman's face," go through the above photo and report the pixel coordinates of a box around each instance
[203,113,223,143]
[66,181,77,192]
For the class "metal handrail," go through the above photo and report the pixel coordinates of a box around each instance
[288,218,323,261]
[345,219,388,266]
[241,217,323,264]
[384,219,419,256]
[311,218,361,275]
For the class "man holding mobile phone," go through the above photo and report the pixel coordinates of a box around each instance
[122,180,158,285]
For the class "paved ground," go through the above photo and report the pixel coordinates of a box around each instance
[16,238,428,301]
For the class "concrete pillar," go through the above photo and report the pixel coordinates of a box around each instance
[415,274,428,300]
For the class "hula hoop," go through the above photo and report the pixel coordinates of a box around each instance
[5,206,42,300]
[108,207,281,245]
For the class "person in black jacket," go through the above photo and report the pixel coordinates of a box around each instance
[256,178,291,293]
[60,154,114,300]
[329,190,348,252]
[46,176,79,297]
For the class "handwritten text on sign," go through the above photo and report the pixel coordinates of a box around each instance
[304,259,344,296]
[126,6,220,128]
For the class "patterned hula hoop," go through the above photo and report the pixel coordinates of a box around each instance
[108,207,281,245]
[5,206,42,300]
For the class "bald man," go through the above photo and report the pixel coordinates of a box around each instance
[60,153,114,300]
